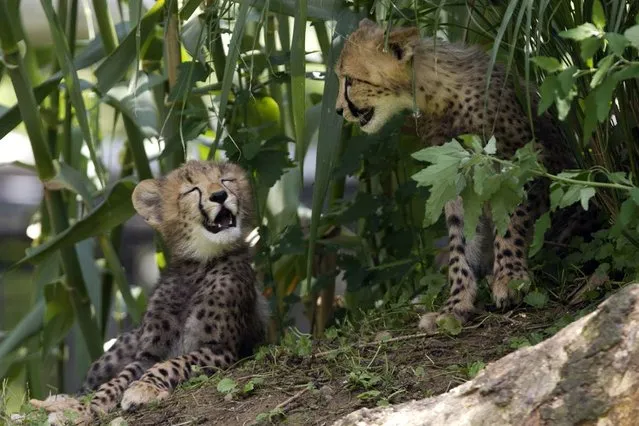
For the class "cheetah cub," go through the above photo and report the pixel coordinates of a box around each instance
[31,160,269,424]
[335,19,580,332]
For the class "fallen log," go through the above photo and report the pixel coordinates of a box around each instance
[334,283,639,426]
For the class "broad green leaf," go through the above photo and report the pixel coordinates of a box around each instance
[412,141,469,226]
[582,90,598,142]
[559,23,602,41]
[530,56,563,73]
[42,280,74,355]
[624,25,639,49]
[94,0,165,94]
[0,22,132,139]
[467,361,485,379]
[614,64,639,81]
[524,290,548,308]
[590,55,615,88]
[579,187,596,210]
[594,77,617,122]
[0,301,45,361]
[9,179,137,269]
[591,0,605,30]
[491,181,526,236]
[436,313,462,336]
[167,61,208,103]
[46,161,97,207]
[605,33,629,56]
[630,188,639,205]
[618,198,635,227]
[529,212,550,257]
[483,136,497,155]
[40,0,105,185]
[104,73,164,138]
[217,378,238,394]
[579,37,603,63]
[538,75,558,115]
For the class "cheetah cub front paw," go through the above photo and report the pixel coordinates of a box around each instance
[29,394,91,426]
[120,380,169,412]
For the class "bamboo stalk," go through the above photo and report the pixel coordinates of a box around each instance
[0,1,102,359]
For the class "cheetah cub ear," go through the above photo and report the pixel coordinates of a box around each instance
[387,27,420,63]
[132,179,163,228]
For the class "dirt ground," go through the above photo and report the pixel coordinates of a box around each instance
[107,302,580,426]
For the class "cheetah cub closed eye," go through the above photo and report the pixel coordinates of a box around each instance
[31,160,269,425]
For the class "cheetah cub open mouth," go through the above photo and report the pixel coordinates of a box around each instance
[359,107,375,126]
[203,206,237,234]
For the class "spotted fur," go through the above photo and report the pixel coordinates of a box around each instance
[335,19,598,332]
[30,161,269,424]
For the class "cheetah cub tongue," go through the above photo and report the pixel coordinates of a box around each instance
[204,206,237,234]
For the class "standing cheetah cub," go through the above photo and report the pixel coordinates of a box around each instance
[334,19,579,332]
[31,160,269,424]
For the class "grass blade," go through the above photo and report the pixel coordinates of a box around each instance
[291,0,307,177]
[208,0,251,159]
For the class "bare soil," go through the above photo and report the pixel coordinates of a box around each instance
[110,303,580,426]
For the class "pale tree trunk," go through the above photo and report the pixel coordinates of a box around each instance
[334,284,639,426]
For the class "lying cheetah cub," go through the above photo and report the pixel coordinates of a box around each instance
[31,160,269,424]
[335,19,578,332]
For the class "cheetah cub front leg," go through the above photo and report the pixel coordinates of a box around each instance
[419,198,479,333]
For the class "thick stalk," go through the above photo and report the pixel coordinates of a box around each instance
[0,3,102,359]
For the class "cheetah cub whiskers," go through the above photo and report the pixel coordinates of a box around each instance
[31,160,269,425]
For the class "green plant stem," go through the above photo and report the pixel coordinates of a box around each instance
[489,156,634,191]
[91,0,117,53]
[0,5,102,359]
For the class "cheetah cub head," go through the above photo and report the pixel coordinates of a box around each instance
[132,161,254,261]
[334,18,420,133]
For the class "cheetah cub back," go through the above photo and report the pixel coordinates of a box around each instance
[31,160,269,424]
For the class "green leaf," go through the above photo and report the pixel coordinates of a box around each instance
[591,0,606,30]
[624,25,639,49]
[104,73,163,138]
[9,179,137,269]
[46,161,97,206]
[217,378,238,394]
[524,290,548,308]
[591,55,615,88]
[94,0,165,94]
[208,0,251,158]
[538,75,558,115]
[618,199,635,227]
[530,56,563,73]
[467,361,485,379]
[42,280,75,355]
[291,0,307,175]
[483,136,497,155]
[305,12,360,301]
[40,0,105,185]
[579,187,596,210]
[460,185,483,241]
[580,37,603,63]
[412,141,469,226]
[594,77,617,122]
[559,23,602,41]
[0,301,45,361]
[605,33,629,56]
[529,212,551,257]
[491,181,526,236]
[436,313,462,336]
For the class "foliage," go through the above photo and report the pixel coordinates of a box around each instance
[0,0,639,413]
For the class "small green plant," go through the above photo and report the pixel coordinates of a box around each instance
[347,369,383,390]
[255,407,285,424]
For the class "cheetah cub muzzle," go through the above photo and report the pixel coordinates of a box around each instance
[30,160,269,425]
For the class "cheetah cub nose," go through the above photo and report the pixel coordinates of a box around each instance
[335,107,343,116]
[210,190,228,204]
